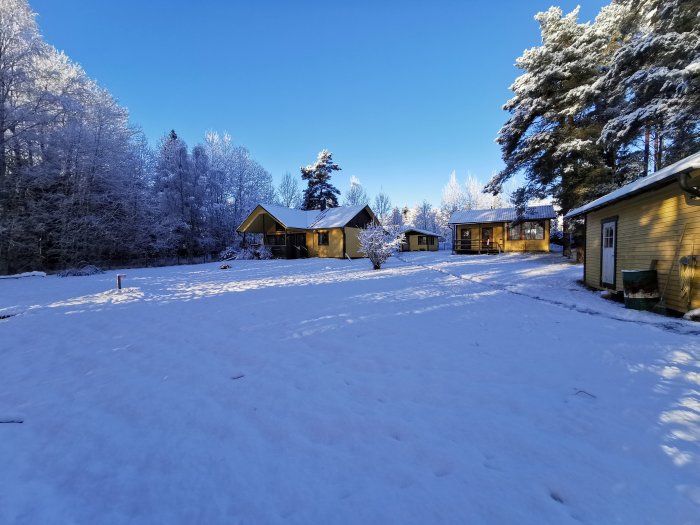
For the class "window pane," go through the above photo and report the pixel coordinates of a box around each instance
[508,224,522,240]
[523,221,544,240]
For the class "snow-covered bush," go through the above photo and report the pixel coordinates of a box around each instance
[233,247,256,260]
[256,245,273,260]
[58,265,103,277]
[358,224,405,270]
[219,246,237,261]
[222,245,273,261]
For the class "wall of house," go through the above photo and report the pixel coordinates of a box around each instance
[503,220,550,252]
[584,175,700,313]
[344,227,364,258]
[306,228,344,258]
[455,224,505,251]
[405,234,438,251]
[455,222,549,252]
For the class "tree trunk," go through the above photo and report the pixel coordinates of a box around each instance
[643,126,650,177]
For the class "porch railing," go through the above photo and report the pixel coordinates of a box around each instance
[254,243,309,258]
[453,239,502,254]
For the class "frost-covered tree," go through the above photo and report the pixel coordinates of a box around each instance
[598,0,700,174]
[276,171,302,208]
[489,0,699,219]
[0,0,157,272]
[441,171,466,214]
[343,176,369,206]
[413,200,440,232]
[358,224,405,270]
[387,206,403,227]
[205,130,274,248]
[373,191,392,224]
[487,5,625,215]
[301,149,341,210]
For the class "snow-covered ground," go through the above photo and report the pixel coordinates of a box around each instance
[1,252,699,524]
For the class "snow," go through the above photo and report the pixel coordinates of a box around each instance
[248,203,369,230]
[401,227,441,237]
[311,205,369,228]
[0,271,46,279]
[252,203,319,229]
[566,150,700,218]
[449,205,557,224]
[1,252,699,524]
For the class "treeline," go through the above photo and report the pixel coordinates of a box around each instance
[0,0,273,274]
[488,0,699,214]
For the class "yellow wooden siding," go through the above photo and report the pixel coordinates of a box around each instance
[456,221,549,252]
[405,234,438,251]
[344,227,364,258]
[584,175,700,313]
[306,228,344,258]
[503,220,550,252]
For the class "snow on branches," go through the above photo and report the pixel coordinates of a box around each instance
[358,224,405,270]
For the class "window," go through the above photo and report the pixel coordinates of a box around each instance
[508,221,545,240]
[265,235,285,246]
[318,231,329,246]
[603,226,614,248]
[418,235,427,245]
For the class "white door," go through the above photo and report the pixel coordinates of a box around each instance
[601,220,616,286]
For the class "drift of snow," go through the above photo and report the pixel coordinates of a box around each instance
[0,271,46,279]
[1,252,699,524]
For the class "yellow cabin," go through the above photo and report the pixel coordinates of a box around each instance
[566,151,700,314]
[400,228,440,252]
[448,205,556,254]
[237,203,377,259]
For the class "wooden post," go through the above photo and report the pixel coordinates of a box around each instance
[117,274,126,290]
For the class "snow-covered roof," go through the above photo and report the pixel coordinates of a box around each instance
[401,227,441,237]
[310,205,369,228]
[241,203,373,231]
[255,203,319,229]
[565,151,700,218]
[448,205,557,225]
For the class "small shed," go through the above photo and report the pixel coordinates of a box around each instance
[565,151,700,314]
[400,228,440,252]
[448,205,556,254]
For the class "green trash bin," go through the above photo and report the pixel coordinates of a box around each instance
[621,269,660,311]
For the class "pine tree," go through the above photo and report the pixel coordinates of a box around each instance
[300,150,341,210]
[487,5,627,215]
[598,0,700,172]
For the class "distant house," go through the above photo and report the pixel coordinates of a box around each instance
[448,205,556,254]
[237,204,377,259]
[565,151,700,314]
[400,228,440,252]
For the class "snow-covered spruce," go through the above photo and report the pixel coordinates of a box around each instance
[358,224,404,270]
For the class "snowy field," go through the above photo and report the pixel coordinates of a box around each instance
[1,252,699,524]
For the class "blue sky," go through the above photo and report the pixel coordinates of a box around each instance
[31,0,609,208]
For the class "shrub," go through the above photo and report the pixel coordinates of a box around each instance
[358,224,405,270]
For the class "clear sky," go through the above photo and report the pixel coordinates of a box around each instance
[30,0,609,208]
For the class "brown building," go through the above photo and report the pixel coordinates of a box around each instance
[565,151,700,314]
[448,205,556,254]
[237,204,377,259]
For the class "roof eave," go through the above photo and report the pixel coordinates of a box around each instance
[565,177,681,219]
